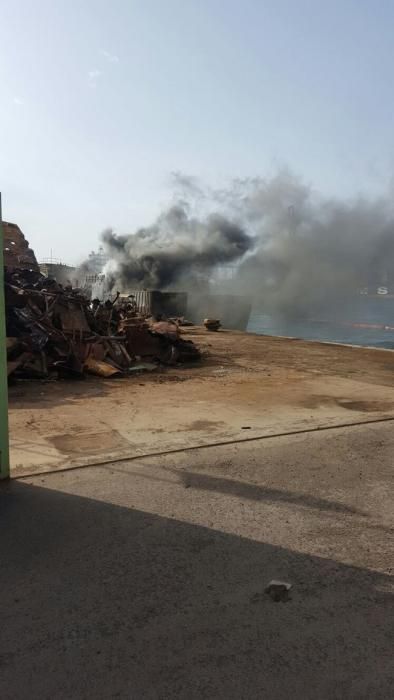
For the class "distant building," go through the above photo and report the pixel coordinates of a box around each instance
[39,260,78,286]
[86,246,108,274]
[38,245,108,287]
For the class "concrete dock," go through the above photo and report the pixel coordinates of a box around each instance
[1,329,393,698]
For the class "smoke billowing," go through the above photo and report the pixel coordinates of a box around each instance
[99,169,394,318]
[102,204,253,290]
[229,171,394,317]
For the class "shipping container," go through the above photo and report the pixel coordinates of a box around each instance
[130,290,188,318]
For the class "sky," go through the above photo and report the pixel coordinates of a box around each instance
[1,0,394,263]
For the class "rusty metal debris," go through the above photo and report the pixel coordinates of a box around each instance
[265,580,292,602]
[204,318,221,332]
[3,222,39,272]
[5,266,201,381]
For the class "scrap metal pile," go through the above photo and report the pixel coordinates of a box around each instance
[5,269,201,380]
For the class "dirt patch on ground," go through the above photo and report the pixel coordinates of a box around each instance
[187,420,227,431]
[50,430,131,455]
[337,398,394,412]
[302,395,394,412]
[8,329,394,475]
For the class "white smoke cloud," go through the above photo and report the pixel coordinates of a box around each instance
[88,69,102,87]
[100,50,119,63]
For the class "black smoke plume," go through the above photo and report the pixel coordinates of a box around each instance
[98,169,394,319]
[102,204,253,290]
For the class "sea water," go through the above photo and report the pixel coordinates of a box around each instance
[247,298,394,349]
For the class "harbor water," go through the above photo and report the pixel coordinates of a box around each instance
[248,297,394,349]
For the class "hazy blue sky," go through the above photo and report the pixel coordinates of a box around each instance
[1,0,394,262]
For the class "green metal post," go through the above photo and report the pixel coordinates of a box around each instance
[0,193,10,479]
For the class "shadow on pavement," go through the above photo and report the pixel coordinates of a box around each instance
[177,469,366,516]
[0,480,392,699]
